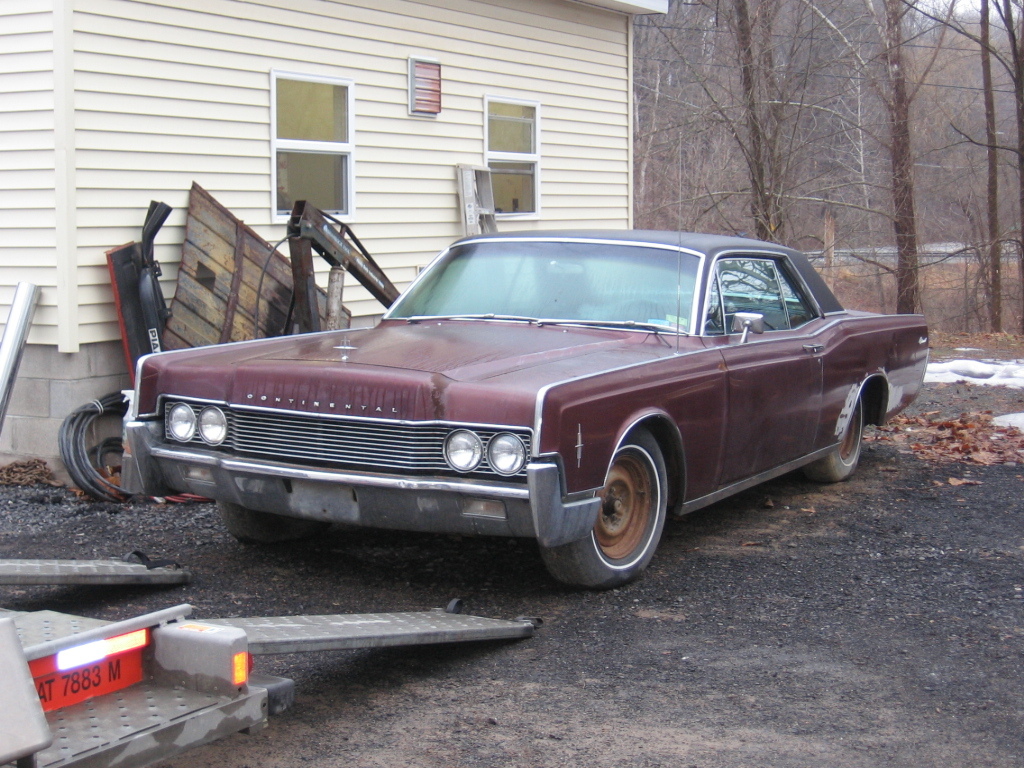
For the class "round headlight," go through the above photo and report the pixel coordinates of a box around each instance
[444,430,483,472]
[198,406,228,445]
[487,433,527,475]
[167,403,197,442]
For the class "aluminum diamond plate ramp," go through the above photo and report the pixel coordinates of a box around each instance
[203,609,536,654]
[29,680,267,768]
[0,559,190,586]
[9,610,111,650]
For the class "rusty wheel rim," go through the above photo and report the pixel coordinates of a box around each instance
[595,450,653,561]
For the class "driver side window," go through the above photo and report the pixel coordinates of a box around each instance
[704,257,815,334]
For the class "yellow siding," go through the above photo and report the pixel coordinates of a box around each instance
[0,5,57,344]
[3,0,632,346]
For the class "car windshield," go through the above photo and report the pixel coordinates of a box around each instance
[388,240,701,332]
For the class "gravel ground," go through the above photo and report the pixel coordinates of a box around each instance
[2,343,1023,767]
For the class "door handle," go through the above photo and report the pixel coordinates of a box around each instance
[803,343,824,354]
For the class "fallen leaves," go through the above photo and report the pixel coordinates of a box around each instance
[870,412,1024,466]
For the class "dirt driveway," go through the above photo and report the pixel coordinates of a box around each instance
[2,336,1023,767]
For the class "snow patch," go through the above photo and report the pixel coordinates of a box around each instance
[924,359,1024,388]
[993,413,1024,429]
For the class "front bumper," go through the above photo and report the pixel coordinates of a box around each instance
[122,419,600,548]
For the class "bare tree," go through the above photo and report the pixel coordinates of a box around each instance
[982,0,1003,331]
[878,0,921,313]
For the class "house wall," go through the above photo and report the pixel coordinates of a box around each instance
[0,2,58,338]
[0,0,633,473]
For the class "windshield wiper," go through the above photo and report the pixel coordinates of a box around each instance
[537,318,686,334]
[402,314,539,324]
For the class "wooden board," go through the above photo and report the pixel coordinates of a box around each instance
[163,183,326,351]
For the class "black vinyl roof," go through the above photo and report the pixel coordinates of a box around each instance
[455,230,845,314]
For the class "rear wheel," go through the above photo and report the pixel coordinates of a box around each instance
[540,429,668,589]
[803,399,864,483]
[217,501,328,543]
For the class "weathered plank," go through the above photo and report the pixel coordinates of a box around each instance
[165,183,323,348]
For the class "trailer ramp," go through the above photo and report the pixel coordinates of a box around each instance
[0,558,189,587]
[205,608,536,654]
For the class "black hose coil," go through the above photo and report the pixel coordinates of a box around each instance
[58,392,130,502]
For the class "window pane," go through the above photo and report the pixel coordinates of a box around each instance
[277,79,348,142]
[489,161,535,213]
[716,258,788,330]
[777,268,816,327]
[276,151,347,214]
[705,275,724,334]
[390,241,700,328]
[488,102,535,153]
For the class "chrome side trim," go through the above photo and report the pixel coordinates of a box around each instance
[679,444,836,515]
[531,312,895,454]
[148,445,531,499]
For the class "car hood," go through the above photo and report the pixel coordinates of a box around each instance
[139,320,676,426]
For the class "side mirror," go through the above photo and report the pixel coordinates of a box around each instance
[731,312,764,344]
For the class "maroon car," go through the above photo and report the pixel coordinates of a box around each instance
[122,231,928,588]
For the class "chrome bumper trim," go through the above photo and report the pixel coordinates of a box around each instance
[123,419,599,547]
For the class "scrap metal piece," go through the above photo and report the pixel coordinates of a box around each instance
[203,609,536,655]
[0,559,190,587]
[287,233,321,334]
[287,201,399,308]
[105,203,172,382]
[0,281,41,434]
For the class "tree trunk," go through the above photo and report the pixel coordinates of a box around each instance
[734,0,772,241]
[982,0,1002,332]
[883,0,920,315]
[1005,0,1024,333]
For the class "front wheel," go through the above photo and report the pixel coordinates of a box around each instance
[540,429,668,589]
[803,399,864,483]
[218,501,328,543]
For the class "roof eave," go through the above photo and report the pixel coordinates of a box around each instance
[567,0,668,14]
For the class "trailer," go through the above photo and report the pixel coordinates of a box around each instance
[1,603,536,768]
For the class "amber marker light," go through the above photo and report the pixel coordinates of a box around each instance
[232,651,250,686]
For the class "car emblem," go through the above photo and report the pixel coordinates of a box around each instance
[334,334,358,362]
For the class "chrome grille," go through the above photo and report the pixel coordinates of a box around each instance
[163,400,531,478]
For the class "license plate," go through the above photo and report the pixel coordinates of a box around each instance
[29,649,144,712]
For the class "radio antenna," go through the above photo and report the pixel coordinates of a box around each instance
[675,132,683,355]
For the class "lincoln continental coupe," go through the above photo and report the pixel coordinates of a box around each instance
[122,231,928,588]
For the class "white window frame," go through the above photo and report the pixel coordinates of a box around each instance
[484,95,541,219]
[271,70,356,222]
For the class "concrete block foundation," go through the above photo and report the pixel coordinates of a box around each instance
[0,341,130,485]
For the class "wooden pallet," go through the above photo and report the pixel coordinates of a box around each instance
[163,183,326,350]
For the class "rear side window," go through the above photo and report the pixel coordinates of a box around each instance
[704,257,816,334]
